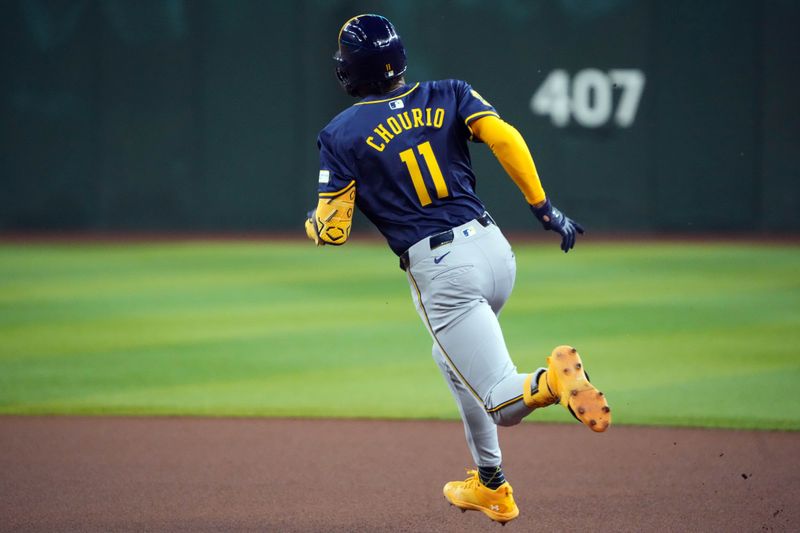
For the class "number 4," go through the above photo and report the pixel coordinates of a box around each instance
[530,69,571,127]
[399,141,449,206]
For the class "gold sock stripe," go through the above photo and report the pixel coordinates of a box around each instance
[522,372,536,408]
[479,466,505,486]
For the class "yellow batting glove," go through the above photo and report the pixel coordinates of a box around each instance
[304,210,323,246]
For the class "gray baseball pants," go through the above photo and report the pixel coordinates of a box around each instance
[404,217,545,467]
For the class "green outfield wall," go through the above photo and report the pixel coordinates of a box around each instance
[1,0,798,233]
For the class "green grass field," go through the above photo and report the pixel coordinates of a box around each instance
[1,240,798,430]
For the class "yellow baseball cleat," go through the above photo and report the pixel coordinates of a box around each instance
[443,470,519,524]
[524,345,611,432]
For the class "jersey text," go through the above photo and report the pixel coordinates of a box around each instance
[365,107,445,152]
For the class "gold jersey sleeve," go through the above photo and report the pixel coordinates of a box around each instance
[469,115,547,206]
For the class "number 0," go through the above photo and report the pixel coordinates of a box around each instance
[399,141,449,207]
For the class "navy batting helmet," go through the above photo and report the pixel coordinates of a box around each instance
[335,14,407,96]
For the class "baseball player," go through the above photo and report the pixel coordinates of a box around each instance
[305,14,611,524]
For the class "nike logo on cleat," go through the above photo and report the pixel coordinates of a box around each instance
[434,252,451,264]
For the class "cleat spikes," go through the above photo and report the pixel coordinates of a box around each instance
[547,345,612,432]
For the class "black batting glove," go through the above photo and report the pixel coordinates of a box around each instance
[530,199,585,253]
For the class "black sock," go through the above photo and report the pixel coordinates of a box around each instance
[478,465,506,490]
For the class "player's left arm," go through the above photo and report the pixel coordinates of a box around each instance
[470,115,584,253]
[307,127,358,246]
[305,180,356,246]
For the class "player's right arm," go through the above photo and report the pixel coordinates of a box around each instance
[469,115,547,207]
[468,111,584,253]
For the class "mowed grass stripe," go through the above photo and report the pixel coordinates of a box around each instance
[0,241,798,429]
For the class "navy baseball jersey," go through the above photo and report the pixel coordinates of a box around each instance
[317,79,500,255]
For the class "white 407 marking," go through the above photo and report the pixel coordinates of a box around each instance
[530,69,645,128]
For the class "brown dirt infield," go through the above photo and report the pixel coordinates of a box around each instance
[1,417,797,532]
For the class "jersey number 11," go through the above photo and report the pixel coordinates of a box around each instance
[399,141,449,207]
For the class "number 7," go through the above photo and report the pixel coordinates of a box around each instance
[609,69,645,127]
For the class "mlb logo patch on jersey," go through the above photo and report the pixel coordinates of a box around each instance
[389,99,404,110]
[462,226,476,238]
[318,170,330,184]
